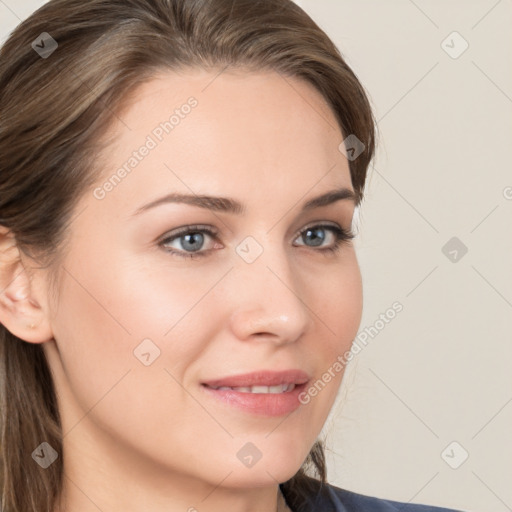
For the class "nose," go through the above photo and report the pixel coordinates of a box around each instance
[227,243,313,345]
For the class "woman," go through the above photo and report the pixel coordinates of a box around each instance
[0,0,467,511]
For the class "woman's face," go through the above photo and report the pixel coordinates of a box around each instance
[43,69,363,493]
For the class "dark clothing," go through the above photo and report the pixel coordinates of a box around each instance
[280,480,467,512]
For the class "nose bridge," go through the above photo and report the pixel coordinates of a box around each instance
[228,233,312,341]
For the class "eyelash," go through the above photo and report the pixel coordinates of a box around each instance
[158,222,355,260]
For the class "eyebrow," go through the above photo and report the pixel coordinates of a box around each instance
[132,187,356,216]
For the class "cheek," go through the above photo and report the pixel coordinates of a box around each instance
[49,255,208,426]
[298,255,362,419]
[308,253,363,354]
[49,259,216,466]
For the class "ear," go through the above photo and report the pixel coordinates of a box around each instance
[0,225,54,343]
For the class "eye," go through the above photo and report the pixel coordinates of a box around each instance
[158,224,220,260]
[158,222,355,259]
[293,223,355,254]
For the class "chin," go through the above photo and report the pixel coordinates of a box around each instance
[217,436,312,488]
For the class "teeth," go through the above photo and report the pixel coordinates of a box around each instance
[210,384,296,393]
[251,385,272,393]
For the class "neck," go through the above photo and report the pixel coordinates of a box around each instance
[54,462,288,512]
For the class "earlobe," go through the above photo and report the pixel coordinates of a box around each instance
[0,226,54,344]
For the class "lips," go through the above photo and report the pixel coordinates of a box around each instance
[201,369,310,389]
[200,369,310,416]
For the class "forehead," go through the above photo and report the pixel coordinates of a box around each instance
[120,67,340,131]
[90,68,352,213]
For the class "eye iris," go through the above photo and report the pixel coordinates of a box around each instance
[181,232,204,251]
[303,227,325,247]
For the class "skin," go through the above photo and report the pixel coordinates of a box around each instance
[0,69,363,512]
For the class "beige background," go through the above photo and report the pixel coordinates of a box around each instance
[1,1,511,511]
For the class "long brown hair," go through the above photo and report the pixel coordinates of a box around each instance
[0,1,376,510]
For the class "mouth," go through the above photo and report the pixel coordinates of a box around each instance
[200,369,310,416]
[204,383,297,394]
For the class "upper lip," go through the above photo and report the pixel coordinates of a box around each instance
[202,369,310,388]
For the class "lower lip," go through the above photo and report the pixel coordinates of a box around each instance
[200,383,308,416]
